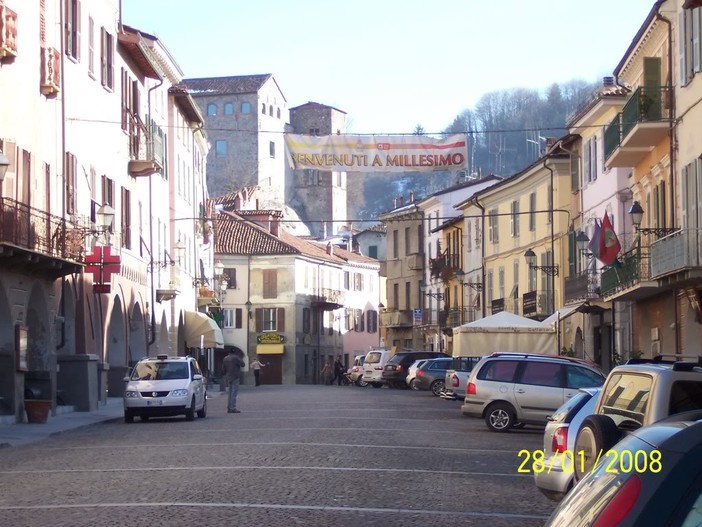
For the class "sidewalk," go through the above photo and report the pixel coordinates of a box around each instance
[0,390,225,448]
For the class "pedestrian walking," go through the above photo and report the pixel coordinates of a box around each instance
[330,356,345,386]
[250,356,265,386]
[320,359,332,385]
[222,348,245,413]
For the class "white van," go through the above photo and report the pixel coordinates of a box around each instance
[362,348,393,388]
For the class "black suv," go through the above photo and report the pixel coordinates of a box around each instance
[382,351,449,388]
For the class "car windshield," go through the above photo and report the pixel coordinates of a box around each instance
[366,352,383,364]
[387,355,403,365]
[132,361,188,380]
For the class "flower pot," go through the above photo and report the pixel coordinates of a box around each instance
[24,399,52,424]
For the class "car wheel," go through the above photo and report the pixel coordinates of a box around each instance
[409,378,420,390]
[355,377,369,387]
[484,402,516,432]
[430,380,445,397]
[185,397,196,421]
[197,397,207,418]
[573,415,620,481]
[124,410,134,424]
[371,382,383,388]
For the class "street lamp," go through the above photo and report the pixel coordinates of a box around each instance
[147,238,186,271]
[524,248,559,276]
[627,200,677,237]
[95,203,115,232]
[575,231,590,252]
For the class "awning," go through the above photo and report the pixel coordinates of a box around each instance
[184,311,224,348]
[541,302,587,326]
[257,344,284,355]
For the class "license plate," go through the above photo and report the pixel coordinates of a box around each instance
[146,400,163,406]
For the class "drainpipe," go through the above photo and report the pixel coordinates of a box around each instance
[146,75,164,349]
[473,197,486,319]
[543,159,556,312]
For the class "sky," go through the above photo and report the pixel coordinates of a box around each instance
[121,0,656,135]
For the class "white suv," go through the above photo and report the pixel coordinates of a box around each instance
[123,355,207,423]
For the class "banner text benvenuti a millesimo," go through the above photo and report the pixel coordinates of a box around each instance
[285,134,467,173]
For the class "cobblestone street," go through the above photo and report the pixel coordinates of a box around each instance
[0,385,556,526]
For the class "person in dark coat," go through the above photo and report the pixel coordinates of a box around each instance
[330,356,345,386]
[222,348,245,413]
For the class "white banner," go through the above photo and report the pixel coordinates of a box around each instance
[285,134,467,173]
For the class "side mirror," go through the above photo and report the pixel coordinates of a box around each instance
[193,374,203,381]
[123,376,130,382]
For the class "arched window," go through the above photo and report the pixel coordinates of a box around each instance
[276,108,281,119]
[224,103,233,115]
[207,103,216,116]
[261,103,266,114]
[241,102,250,114]
[269,104,273,115]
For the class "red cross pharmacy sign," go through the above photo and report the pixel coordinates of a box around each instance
[84,246,121,294]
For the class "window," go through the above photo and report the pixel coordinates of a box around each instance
[368,245,378,258]
[488,209,498,243]
[529,192,536,231]
[223,268,236,289]
[269,141,275,158]
[405,227,411,255]
[121,187,131,250]
[222,309,243,329]
[405,281,411,311]
[207,104,216,116]
[65,152,78,214]
[262,269,277,298]
[366,310,378,333]
[224,103,233,115]
[261,103,266,114]
[510,200,520,237]
[547,185,553,224]
[566,366,605,389]
[519,362,562,387]
[477,360,519,382]
[354,309,364,332]
[241,102,250,113]
[263,308,277,331]
[88,17,95,76]
[303,308,311,334]
[215,140,226,157]
[100,28,114,89]
[269,104,273,115]
[65,0,81,61]
[343,271,350,290]
[277,108,281,119]
[353,273,364,291]
[392,229,399,259]
[680,7,702,85]
[309,128,320,135]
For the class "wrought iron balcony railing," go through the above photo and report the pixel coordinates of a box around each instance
[650,229,702,279]
[600,246,651,298]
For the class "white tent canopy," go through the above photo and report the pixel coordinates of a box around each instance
[453,311,556,357]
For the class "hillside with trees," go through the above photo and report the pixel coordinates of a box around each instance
[347,79,599,222]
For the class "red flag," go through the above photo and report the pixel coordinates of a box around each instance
[599,212,621,266]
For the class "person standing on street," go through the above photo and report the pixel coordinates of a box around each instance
[222,348,245,413]
[331,356,345,386]
[320,359,332,385]
[250,356,265,386]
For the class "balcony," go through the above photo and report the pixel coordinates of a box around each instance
[0,198,82,278]
[0,4,18,60]
[429,255,446,279]
[604,86,671,168]
[445,307,475,327]
[312,288,345,310]
[522,290,551,319]
[380,309,413,328]
[600,246,658,301]
[406,253,423,270]
[197,285,218,307]
[126,114,164,177]
[564,271,601,303]
[650,229,702,286]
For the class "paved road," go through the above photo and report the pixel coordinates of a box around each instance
[0,385,556,526]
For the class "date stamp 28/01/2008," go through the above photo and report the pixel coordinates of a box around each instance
[517,449,662,475]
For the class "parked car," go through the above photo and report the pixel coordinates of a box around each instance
[406,359,428,390]
[440,356,483,400]
[414,357,454,395]
[381,351,449,388]
[534,387,601,502]
[362,348,394,388]
[123,354,207,423]
[572,355,702,480]
[347,354,368,387]
[461,352,605,432]
[545,410,702,527]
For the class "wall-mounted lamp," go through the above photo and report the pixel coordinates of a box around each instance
[524,248,559,276]
[148,239,185,271]
[628,200,678,237]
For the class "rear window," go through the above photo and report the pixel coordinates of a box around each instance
[669,381,702,415]
[601,373,652,427]
[477,360,520,382]
[366,352,383,364]
[427,359,452,371]
[387,354,405,365]
[566,365,605,389]
[550,391,591,423]
[452,356,481,371]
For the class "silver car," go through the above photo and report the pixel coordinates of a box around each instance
[534,387,601,501]
[461,353,605,432]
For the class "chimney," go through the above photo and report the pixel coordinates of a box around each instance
[393,198,398,208]
[270,217,279,237]
[398,196,404,206]
[352,239,361,254]
[326,242,333,256]
[409,191,414,203]
[603,76,615,87]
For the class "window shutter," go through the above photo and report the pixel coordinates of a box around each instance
[235,308,242,329]
[277,308,285,331]
[680,11,688,85]
[568,231,576,277]
[255,308,263,333]
[76,0,81,61]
